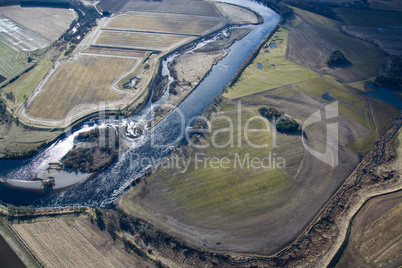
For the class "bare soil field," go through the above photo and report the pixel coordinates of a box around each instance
[341,26,402,56]
[96,31,194,51]
[106,11,223,36]
[0,14,49,51]
[0,6,75,41]
[368,0,402,12]
[82,46,148,58]
[336,190,402,267]
[100,0,221,17]
[286,7,385,82]
[12,216,153,268]
[121,83,364,255]
[27,55,136,120]
[215,2,259,25]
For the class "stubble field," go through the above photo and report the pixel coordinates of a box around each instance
[27,56,136,120]
[96,31,194,51]
[106,12,223,36]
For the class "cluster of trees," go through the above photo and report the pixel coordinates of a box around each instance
[276,119,300,133]
[283,0,338,19]
[7,205,36,220]
[327,50,348,66]
[259,0,293,21]
[375,56,402,91]
[259,106,300,133]
[258,107,282,119]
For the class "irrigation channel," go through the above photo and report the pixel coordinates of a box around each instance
[0,0,280,208]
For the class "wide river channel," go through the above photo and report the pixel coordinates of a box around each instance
[0,0,280,208]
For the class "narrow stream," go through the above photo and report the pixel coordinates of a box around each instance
[0,0,280,208]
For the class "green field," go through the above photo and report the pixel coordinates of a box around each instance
[3,60,53,103]
[146,101,293,217]
[224,25,319,99]
[336,8,402,27]
[0,38,28,79]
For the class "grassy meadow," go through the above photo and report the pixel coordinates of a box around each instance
[0,38,29,79]
[2,60,53,104]
[224,24,319,99]
[138,100,294,218]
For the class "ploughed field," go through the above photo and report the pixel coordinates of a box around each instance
[12,216,151,268]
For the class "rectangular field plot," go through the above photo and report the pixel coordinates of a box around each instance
[106,12,223,35]
[12,220,115,268]
[336,7,402,27]
[0,6,75,41]
[82,46,147,58]
[0,38,28,78]
[96,31,193,51]
[0,14,49,51]
[28,56,136,120]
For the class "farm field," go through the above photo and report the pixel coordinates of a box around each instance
[27,56,136,120]
[286,7,385,82]
[106,12,223,36]
[334,8,402,55]
[100,0,221,17]
[2,60,53,103]
[336,190,402,267]
[224,22,319,99]
[121,83,363,254]
[96,31,193,51]
[82,46,148,58]
[0,37,29,79]
[12,216,151,268]
[0,6,75,41]
[0,13,50,51]
[368,0,402,12]
[336,8,402,27]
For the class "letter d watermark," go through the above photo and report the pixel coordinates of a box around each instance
[302,102,339,167]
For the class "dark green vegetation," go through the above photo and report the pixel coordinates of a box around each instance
[375,56,402,90]
[336,7,402,27]
[276,119,299,133]
[62,128,120,172]
[327,50,348,67]
[258,107,300,133]
[258,107,282,119]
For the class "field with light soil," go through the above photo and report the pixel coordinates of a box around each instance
[12,216,152,268]
[82,46,148,58]
[27,56,136,120]
[106,12,223,36]
[96,31,194,51]
[0,6,75,41]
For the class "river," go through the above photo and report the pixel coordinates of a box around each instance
[0,0,280,208]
